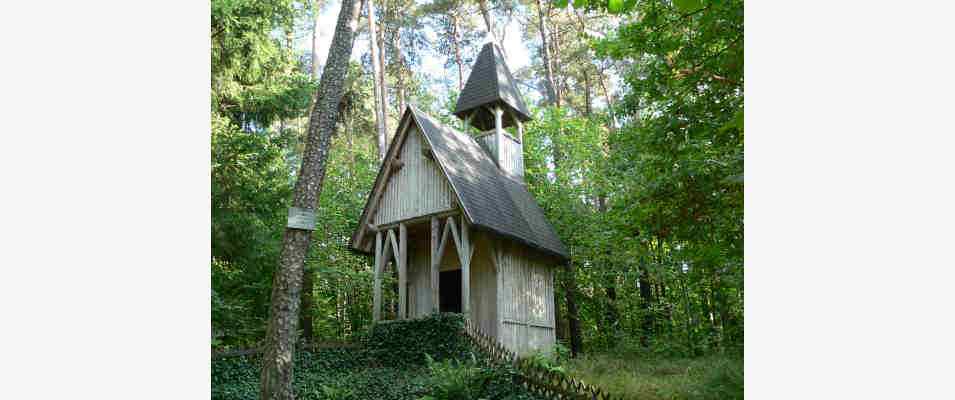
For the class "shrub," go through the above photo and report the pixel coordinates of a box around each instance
[419,353,485,400]
[364,313,471,368]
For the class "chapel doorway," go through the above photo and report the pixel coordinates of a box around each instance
[439,269,462,313]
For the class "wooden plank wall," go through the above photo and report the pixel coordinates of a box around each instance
[475,132,524,179]
[407,240,433,318]
[469,234,498,339]
[405,231,498,343]
[496,241,556,355]
[374,127,456,225]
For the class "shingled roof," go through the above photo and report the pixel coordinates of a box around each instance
[351,105,569,263]
[453,43,532,131]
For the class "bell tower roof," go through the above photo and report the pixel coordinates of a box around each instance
[453,42,532,131]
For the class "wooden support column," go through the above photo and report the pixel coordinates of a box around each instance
[373,230,383,322]
[430,217,440,313]
[493,106,504,166]
[460,215,471,318]
[398,223,407,319]
[515,116,524,142]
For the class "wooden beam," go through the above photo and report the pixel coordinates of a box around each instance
[398,223,407,319]
[494,106,504,167]
[373,209,459,233]
[515,116,524,143]
[447,216,461,256]
[430,217,440,314]
[373,231,383,322]
[436,218,452,269]
[388,229,400,261]
[460,215,471,317]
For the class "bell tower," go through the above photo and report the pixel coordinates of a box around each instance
[453,42,532,181]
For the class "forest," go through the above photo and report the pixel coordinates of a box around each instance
[212,0,743,398]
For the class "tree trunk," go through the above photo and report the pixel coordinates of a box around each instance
[534,0,559,106]
[597,68,616,126]
[564,266,582,357]
[552,137,580,356]
[367,0,387,161]
[376,13,389,137]
[450,12,465,91]
[478,0,498,46]
[584,72,592,116]
[258,0,364,398]
[301,266,314,343]
[637,261,653,347]
[393,34,406,114]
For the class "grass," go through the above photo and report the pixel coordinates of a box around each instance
[562,352,742,400]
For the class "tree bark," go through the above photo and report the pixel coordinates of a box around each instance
[376,6,389,137]
[450,11,465,91]
[534,0,559,106]
[637,260,653,347]
[597,67,616,126]
[367,0,387,161]
[565,266,582,357]
[258,0,364,398]
[393,31,406,114]
[478,0,499,47]
[552,135,580,357]
[301,266,314,343]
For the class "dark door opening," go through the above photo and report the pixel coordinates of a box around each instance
[439,269,462,313]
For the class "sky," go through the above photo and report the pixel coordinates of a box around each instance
[303,0,534,107]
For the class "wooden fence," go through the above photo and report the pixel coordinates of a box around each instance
[463,320,622,400]
[212,341,358,359]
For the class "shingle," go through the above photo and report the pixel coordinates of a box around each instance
[453,43,532,130]
[409,106,569,262]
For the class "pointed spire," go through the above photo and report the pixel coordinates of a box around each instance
[453,42,532,131]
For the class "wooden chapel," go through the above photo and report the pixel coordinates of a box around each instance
[350,42,569,355]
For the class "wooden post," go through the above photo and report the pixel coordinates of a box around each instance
[430,217,440,313]
[461,215,471,318]
[494,106,504,166]
[398,223,407,319]
[373,230,383,322]
[515,116,524,142]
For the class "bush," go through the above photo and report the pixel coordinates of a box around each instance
[419,353,485,400]
[364,313,471,368]
[211,314,546,400]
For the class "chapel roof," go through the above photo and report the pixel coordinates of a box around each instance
[351,105,569,262]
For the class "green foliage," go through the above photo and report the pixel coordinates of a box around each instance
[211,348,432,400]
[688,357,743,400]
[562,352,742,400]
[210,0,316,349]
[523,350,567,377]
[211,314,548,400]
[419,353,484,400]
[364,313,472,368]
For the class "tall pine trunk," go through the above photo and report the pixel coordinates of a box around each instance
[377,17,389,136]
[535,0,559,106]
[258,0,364,398]
[450,12,465,91]
[552,133,581,356]
[367,0,387,161]
[300,0,325,345]
[565,267,582,357]
[637,260,653,347]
